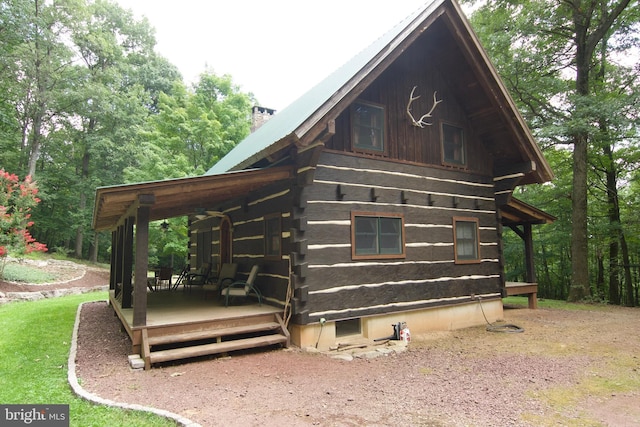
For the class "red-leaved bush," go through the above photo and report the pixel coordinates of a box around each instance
[0,170,47,278]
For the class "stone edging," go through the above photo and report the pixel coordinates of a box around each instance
[67,301,202,427]
[1,285,108,304]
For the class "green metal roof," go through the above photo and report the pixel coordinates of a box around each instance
[205,1,440,175]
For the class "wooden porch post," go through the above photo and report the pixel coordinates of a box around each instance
[109,230,117,291]
[122,217,134,308]
[523,223,536,283]
[113,225,123,295]
[133,195,154,327]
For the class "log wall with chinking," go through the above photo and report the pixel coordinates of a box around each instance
[189,180,294,308]
[297,151,502,324]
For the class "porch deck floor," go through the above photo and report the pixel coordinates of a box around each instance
[109,288,282,329]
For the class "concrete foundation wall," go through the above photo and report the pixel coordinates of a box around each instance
[290,299,503,350]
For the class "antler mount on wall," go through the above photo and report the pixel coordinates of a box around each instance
[406,86,443,128]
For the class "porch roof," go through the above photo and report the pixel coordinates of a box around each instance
[501,197,556,226]
[92,165,295,231]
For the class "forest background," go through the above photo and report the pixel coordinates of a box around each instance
[1,0,638,306]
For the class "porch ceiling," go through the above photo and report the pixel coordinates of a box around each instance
[92,166,295,231]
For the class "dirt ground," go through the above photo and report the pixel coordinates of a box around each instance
[3,260,640,426]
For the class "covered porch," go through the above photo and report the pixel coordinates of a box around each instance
[92,166,295,369]
[501,197,556,309]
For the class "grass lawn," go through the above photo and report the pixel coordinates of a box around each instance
[503,295,615,311]
[0,291,177,427]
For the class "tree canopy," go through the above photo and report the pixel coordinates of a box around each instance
[0,0,255,265]
[465,0,640,305]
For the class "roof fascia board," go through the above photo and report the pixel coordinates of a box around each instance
[228,132,299,171]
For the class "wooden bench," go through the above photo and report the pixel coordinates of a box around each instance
[505,282,538,309]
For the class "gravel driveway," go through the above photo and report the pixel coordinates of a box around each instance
[74,301,640,426]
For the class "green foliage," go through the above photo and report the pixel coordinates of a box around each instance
[466,0,640,305]
[1,263,56,283]
[0,293,176,426]
[126,72,253,181]
[0,0,255,263]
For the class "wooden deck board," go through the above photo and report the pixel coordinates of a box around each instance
[109,289,281,329]
[109,285,289,369]
[149,335,288,364]
[505,282,538,309]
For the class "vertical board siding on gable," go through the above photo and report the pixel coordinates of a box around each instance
[220,181,293,307]
[326,23,492,174]
[302,152,501,321]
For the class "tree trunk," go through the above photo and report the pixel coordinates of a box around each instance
[74,190,85,258]
[75,118,94,259]
[89,232,98,263]
[568,13,592,302]
[569,130,590,301]
[619,233,634,307]
[603,144,620,304]
[27,0,47,178]
[596,250,605,300]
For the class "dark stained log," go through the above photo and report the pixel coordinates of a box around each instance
[523,223,536,283]
[294,149,503,324]
[509,224,525,240]
[113,227,123,294]
[293,310,309,324]
[293,188,307,208]
[294,239,308,255]
[133,202,151,327]
[294,263,308,277]
[121,217,134,309]
[294,285,308,303]
[110,231,116,290]
[494,161,535,178]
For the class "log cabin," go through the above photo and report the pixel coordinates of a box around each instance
[92,0,553,367]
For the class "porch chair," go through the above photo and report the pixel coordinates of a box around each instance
[202,263,238,298]
[172,265,189,290]
[184,262,212,292]
[221,265,262,306]
[154,267,173,291]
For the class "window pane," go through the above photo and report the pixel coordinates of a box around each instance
[353,102,384,152]
[355,217,378,255]
[455,221,478,260]
[443,124,465,165]
[265,216,281,257]
[379,217,402,254]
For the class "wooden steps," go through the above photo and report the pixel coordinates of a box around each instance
[140,313,290,369]
[148,322,283,346]
[150,334,288,364]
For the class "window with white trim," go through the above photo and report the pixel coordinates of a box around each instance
[453,217,480,263]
